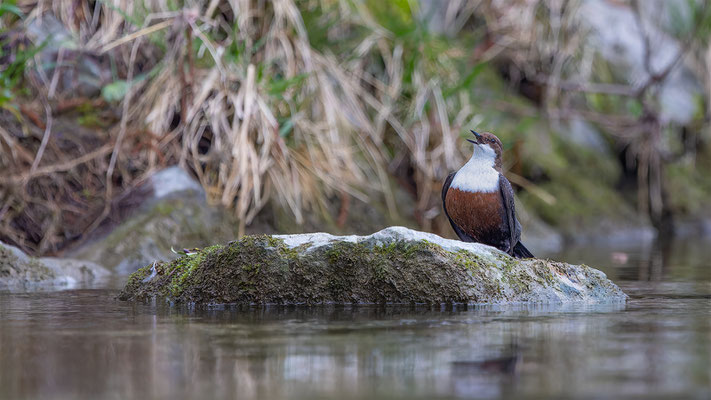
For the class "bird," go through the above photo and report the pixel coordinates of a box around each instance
[442,130,534,259]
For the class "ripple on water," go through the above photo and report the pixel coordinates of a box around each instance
[1,240,711,399]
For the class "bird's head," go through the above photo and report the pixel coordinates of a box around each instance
[467,129,503,160]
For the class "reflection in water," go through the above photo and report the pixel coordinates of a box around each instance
[552,237,711,283]
[0,292,707,399]
[0,239,710,399]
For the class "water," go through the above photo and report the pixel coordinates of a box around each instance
[1,239,710,399]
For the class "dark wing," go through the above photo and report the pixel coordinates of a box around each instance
[499,174,522,255]
[442,172,476,242]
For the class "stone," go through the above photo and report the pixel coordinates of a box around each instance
[118,227,627,306]
[66,167,240,275]
[26,14,111,98]
[0,241,109,291]
[580,0,701,125]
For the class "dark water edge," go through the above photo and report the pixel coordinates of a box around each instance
[1,239,710,399]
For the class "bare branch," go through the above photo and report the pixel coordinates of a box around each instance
[1,144,113,185]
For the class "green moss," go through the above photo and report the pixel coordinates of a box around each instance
[118,230,626,305]
[266,236,283,247]
[374,242,398,256]
[117,261,165,300]
[501,266,533,295]
[167,253,205,297]
[203,244,223,253]
[154,202,175,216]
[666,162,711,215]
[371,259,389,281]
[452,249,482,272]
[404,239,444,258]
[497,254,518,273]
[326,241,370,266]
[373,239,446,260]
[122,243,226,299]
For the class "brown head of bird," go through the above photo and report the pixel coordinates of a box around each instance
[466,130,504,170]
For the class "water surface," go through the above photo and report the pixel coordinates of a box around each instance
[1,239,710,399]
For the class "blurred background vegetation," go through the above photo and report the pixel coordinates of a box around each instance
[1,0,711,256]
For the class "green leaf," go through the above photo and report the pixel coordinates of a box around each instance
[0,88,13,106]
[365,0,416,37]
[279,118,295,137]
[101,80,130,102]
[267,73,308,97]
[0,3,23,19]
[444,62,488,98]
[101,73,149,102]
[625,99,643,118]
[0,1,25,19]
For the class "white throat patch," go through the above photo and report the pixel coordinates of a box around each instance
[450,144,500,193]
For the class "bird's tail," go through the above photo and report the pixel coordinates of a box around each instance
[512,242,534,259]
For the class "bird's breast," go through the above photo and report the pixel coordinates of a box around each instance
[450,160,500,193]
[445,187,505,240]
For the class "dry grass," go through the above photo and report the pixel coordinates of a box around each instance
[1,0,483,253]
[1,0,710,254]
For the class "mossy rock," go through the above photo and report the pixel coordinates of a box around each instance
[119,227,627,306]
[0,243,55,285]
[65,167,240,275]
[1,241,109,291]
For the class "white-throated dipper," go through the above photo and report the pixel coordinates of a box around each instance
[442,130,534,258]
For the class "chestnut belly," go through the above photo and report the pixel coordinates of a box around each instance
[445,188,509,247]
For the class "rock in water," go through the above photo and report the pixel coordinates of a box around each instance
[118,227,627,305]
[66,167,239,275]
[0,241,109,291]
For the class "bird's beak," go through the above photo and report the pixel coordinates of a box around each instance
[467,130,482,144]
